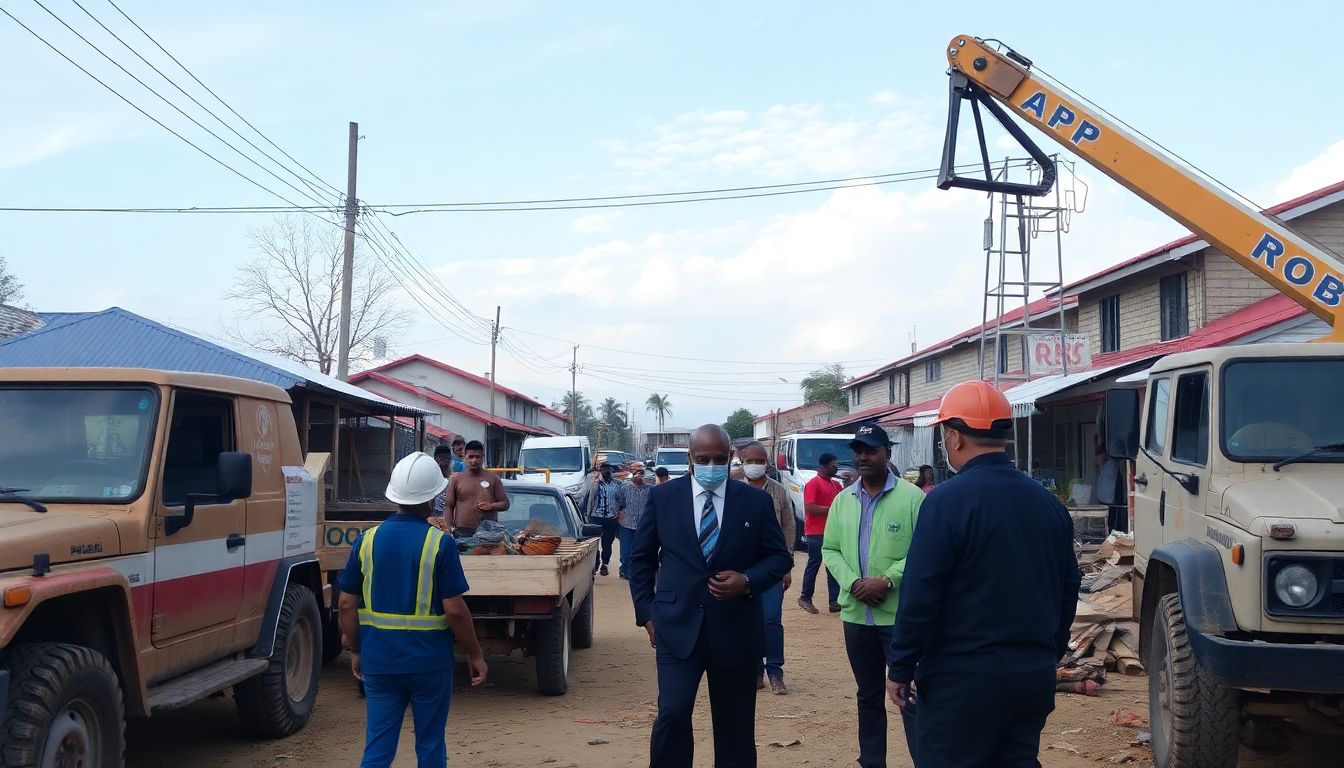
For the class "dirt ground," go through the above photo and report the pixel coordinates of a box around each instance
[128,550,1341,767]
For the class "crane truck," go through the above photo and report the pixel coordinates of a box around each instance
[939,35,1344,768]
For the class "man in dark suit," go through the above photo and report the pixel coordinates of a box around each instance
[630,424,794,768]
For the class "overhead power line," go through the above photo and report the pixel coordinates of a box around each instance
[0,2,341,229]
[0,160,1035,215]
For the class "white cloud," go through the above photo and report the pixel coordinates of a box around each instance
[1274,140,1344,201]
[601,99,941,180]
[570,213,622,234]
[869,91,902,106]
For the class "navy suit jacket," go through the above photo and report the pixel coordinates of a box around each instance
[629,475,794,664]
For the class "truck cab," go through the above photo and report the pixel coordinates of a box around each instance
[1104,344,1344,767]
[519,435,592,496]
[0,369,326,765]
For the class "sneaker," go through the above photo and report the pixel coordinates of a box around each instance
[768,672,788,695]
[600,565,609,576]
[828,602,842,613]
[797,598,819,615]
[756,672,766,690]
[619,570,629,580]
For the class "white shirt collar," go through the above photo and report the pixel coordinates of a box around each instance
[688,471,726,501]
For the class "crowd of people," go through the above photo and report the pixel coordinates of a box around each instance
[335,380,1082,768]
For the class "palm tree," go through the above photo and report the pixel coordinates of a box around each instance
[598,397,627,428]
[645,393,672,442]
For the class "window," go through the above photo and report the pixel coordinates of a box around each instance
[1171,372,1209,466]
[851,386,861,406]
[162,391,235,506]
[1160,273,1189,340]
[996,340,1009,374]
[1100,295,1121,353]
[1144,378,1171,455]
[1223,359,1344,461]
[925,359,942,383]
[888,374,896,405]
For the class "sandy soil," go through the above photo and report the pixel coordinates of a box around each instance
[127,550,1341,767]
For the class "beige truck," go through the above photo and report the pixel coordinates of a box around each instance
[0,368,330,767]
[318,480,600,695]
[1103,344,1344,767]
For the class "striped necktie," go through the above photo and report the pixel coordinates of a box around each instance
[698,490,719,559]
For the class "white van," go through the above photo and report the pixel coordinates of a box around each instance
[774,432,856,543]
[519,435,592,495]
[652,446,690,477]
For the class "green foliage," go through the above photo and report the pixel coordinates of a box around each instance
[800,363,849,413]
[723,408,756,439]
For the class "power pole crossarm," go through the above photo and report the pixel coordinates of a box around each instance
[336,121,358,380]
[489,306,500,458]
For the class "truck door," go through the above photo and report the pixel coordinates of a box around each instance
[1134,377,1171,561]
[152,390,246,643]
[1165,370,1211,543]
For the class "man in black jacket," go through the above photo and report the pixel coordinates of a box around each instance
[887,381,1081,767]
[630,424,794,768]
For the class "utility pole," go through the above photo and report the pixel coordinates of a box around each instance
[570,345,579,436]
[489,305,500,439]
[336,121,359,381]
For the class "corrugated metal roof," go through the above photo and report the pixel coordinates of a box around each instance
[0,307,420,415]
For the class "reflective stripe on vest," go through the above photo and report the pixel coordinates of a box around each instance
[357,524,450,631]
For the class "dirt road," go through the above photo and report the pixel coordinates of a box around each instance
[128,551,1340,767]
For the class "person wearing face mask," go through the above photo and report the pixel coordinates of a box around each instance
[887,381,1081,768]
[629,425,794,768]
[739,441,795,695]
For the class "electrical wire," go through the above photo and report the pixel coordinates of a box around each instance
[27,0,337,213]
[103,0,344,200]
[505,326,893,367]
[70,0,340,205]
[0,160,1036,215]
[0,3,342,228]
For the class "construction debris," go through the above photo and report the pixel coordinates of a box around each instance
[1058,532,1145,695]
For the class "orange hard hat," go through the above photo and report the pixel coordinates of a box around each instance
[935,380,1013,436]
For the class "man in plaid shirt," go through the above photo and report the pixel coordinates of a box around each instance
[616,462,652,580]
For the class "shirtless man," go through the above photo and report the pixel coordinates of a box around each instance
[443,440,509,536]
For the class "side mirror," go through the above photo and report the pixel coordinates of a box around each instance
[1103,389,1140,460]
[580,523,603,539]
[776,453,788,471]
[167,451,253,536]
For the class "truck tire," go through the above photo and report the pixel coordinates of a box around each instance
[321,609,343,665]
[534,602,572,696]
[571,590,595,650]
[236,583,322,737]
[1149,593,1239,768]
[1,642,124,768]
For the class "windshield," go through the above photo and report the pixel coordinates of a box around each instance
[500,489,577,537]
[796,438,854,470]
[656,449,688,466]
[0,386,158,502]
[1222,360,1344,462]
[519,447,583,473]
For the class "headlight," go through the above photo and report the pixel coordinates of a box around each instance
[1274,564,1319,608]
[565,483,582,494]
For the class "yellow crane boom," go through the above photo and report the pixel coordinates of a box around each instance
[940,35,1344,341]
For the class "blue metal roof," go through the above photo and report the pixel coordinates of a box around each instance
[0,307,419,415]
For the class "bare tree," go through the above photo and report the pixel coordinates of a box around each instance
[0,256,24,306]
[227,216,410,375]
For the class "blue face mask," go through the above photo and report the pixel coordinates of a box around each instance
[694,462,729,490]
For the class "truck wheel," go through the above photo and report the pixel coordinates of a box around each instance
[1,642,124,768]
[321,609,344,665]
[236,583,322,737]
[534,602,572,696]
[1149,593,1239,768]
[571,591,595,650]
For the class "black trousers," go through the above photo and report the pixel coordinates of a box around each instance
[915,671,1055,768]
[594,518,618,568]
[842,622,917,768]
[650,628,757,768]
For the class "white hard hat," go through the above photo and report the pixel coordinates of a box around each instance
[385,452,449,506]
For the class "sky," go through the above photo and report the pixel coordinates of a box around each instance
[5,0,1344,431]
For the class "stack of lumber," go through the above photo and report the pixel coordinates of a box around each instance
[1057,532,1144,695]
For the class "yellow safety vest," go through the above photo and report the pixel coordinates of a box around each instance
[357,524,451,631]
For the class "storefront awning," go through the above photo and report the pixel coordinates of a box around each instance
[912,409,941,428]
[1005,362,1135,417]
